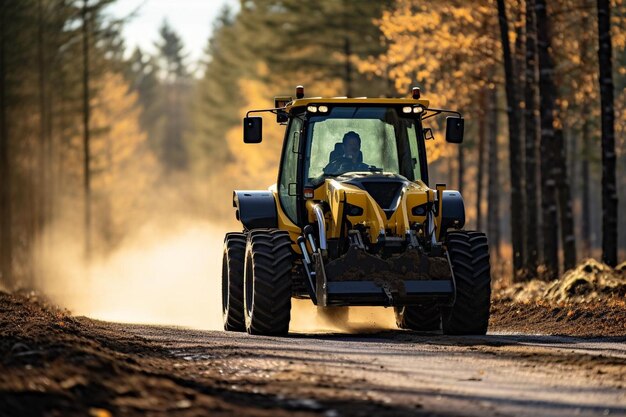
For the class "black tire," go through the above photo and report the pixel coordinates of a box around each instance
[442,231,491,335]
[222,232,246,331]
[244,229,293,335]
[394,304,441,331]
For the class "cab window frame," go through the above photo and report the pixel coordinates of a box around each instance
[277,111,305,226]
[302,105,429,185]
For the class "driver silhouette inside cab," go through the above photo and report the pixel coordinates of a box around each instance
[323,131,370,175]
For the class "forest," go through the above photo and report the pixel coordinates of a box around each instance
[0,0,624,292]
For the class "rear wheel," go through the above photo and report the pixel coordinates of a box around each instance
[442,231,491,335]
[394,304,441,331]
[222,233,247,331]
[244,229,293,335]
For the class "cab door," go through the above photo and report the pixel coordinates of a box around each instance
[277,116,303,225]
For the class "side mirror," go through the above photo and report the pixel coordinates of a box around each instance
[243,117,262,143]
[445,117,464,144]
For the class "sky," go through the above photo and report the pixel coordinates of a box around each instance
[106,0,238,72]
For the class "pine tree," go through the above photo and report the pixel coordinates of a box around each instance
[596,0,618,266]
[239,0,392,97]
[188,6,242,172]
[154,21,189,171]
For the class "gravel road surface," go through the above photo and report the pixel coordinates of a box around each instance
[2,292,625,417]
[117,323,626,417]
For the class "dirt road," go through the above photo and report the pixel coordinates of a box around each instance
[1,293,625,417]
[116,323,626,417]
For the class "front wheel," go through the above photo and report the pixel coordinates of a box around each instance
[442,231,491,335]
[244,229,293,336]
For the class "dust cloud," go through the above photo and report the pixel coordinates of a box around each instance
[36,209,395,333]
[290,300,396,333]
[38,219,229,330]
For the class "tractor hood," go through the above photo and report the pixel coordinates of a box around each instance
[334,172,410,219]
[311,173,433,245]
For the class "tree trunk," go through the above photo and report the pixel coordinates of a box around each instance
[578,6,592,258]
[596,0,618,267]
[524,0,539,278]
[496,0,525,279]
[514,0,525,136]
[581,120,591,257]
[0,1,13,289]
[476,93,487,231]
[82,0,92,262]
[535,0,559,280]
[488,88,501,259]
[555,128,577,270]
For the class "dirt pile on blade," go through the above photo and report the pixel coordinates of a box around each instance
[496,259,626,305]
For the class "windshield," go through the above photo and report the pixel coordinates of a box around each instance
[304,106,422,185]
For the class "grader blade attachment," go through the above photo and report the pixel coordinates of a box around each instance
[315,245,455,307]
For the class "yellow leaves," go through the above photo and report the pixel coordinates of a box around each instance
[449,7,474,22]
[616,88,626,157]
[357,0,501,165]
[88,72,150,190]
[452,70,464,79]
[361,0,499,103]
[612,27,626,49]
[611,0,626,48]
[63,71,159,250]
[425,135,454,161]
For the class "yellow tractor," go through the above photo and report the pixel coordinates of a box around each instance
[222,86,491,336]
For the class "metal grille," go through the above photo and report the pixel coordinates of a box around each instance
[361,182,403,210]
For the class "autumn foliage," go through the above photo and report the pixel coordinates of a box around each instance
[0,0,624,289]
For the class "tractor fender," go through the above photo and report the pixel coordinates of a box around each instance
[233,190,278,230]
[440,190,465,234]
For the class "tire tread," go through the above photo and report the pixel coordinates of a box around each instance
[244,229,293,335]
[442,231,491,335]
